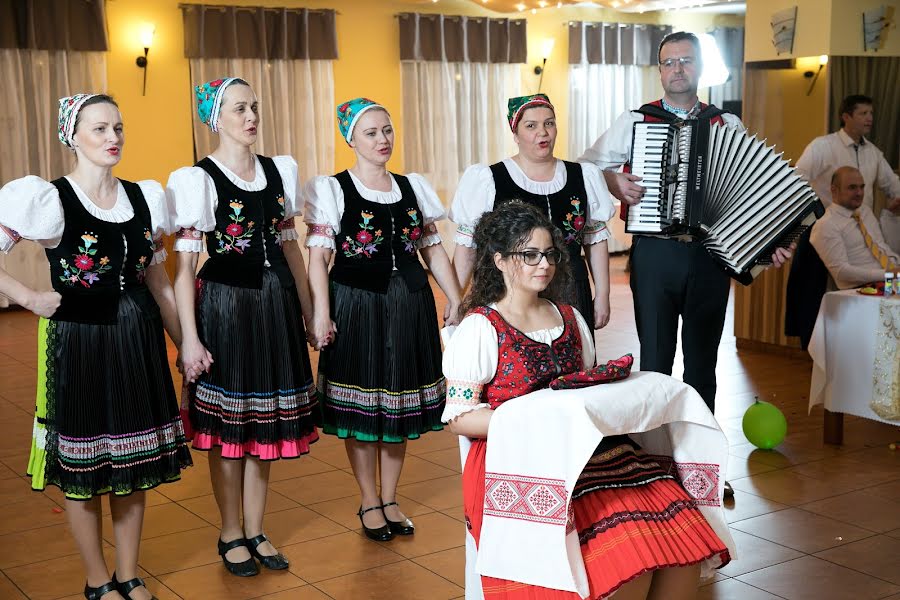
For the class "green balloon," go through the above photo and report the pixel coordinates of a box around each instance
[742,400,788,449]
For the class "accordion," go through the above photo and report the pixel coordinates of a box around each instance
[625,111,824,284]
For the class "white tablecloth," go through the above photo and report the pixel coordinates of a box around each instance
[808,290,900,423]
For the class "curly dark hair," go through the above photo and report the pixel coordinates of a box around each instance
[460,202,572,315]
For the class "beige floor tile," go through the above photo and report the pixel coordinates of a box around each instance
[268,456,337,482]
[815,535,900,585]
[0,479,37,506]
[270,470,360,505]
[177,489,299,527]
[101,502,208,542]
[412,546,466,587]
[315,560,463,600]
[4,546,147,600]
[406,429,461,456]
[729,469,855,506]
[887,528,900,540]
[0,523,79,569]
[729,442,838,469]
[417,448,464,473]
[730,507,874,554]
[395,455,458,485]
[305,493,434,531]
[0,571,27,599]
[306,442,352,469]
[784,456,900,490]
[441,505,466,523]
[280,531,404,583]
[254,506,347,547]
[861,479,900,502]
[696,578,783,600]
[380,512,465,559]
[158,562,306,599]
[154,460,213,501]
[99,489,170,516]
[724,455,777,480]
[736,555,900,600]
[136,525,221,576]
[398,475,463,511]
[256,585,334,599]
[718,529,803,577]
[722,490,790,524]
[801,490,900,533]
[0,495,67,537]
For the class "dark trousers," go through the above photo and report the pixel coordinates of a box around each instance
[630,236,730,413]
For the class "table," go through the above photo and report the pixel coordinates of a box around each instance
[808,290,900,444]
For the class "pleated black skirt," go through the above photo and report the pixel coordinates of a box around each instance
[189,270,318,459]
[317,275,446,442]
[28,293,192,500]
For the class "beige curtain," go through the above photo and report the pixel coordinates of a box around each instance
[567,22,672,66]
[0,0,108,51]
[0,50,107,307]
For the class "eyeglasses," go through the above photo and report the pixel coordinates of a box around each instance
[660,56,696,69]
[508,249,563,266]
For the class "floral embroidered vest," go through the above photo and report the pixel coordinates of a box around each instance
[475,303,583,409]
[45,178,156,324]
[489,161,589,282]
[330,170,429,294]
[196,155,293,289]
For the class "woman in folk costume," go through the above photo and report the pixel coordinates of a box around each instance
[0,94,191,600]
[451,94,615,331]
[442,202,730,600]
[168,78,317,577]
[304,98,462,541]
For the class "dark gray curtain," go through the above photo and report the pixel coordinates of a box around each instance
[568,22,672,66]
[0,0,107,50]
[181,4,338,59]
[829,56,899,168]
[398,13,527,63]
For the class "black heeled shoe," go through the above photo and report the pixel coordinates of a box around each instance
[357,505,393,541]
[83,581,117,600]
[247,533,290,570]
[112,573,158,600]
[217,537,259,577]
[381,501,415,535]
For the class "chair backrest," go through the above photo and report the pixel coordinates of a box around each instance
[784,226,829,349]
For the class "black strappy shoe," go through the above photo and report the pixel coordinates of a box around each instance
[83,581,117,600]
[217,537,259,577]
[247,533,289,570]
[381,500,415,535]
[357,505,393,541]
[112,573,158,599]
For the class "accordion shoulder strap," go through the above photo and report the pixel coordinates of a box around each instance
[635,102,727,124]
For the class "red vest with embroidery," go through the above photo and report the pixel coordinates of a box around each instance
[474,303,583,409]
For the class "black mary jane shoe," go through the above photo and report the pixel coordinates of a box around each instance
[247,533,290,570]
[357,505,393,542]
[381,501,415,536]
[112,573,158,600]
[217,537,260,577]
[84,581,117,600]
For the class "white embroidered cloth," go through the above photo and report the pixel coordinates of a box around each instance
[478,371,736,598]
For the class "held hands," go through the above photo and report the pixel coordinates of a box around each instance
[180,337,214,383]
[444,301,462,327]
[606,172,645,206]
[310,317,337,351]
[25,291,61,318]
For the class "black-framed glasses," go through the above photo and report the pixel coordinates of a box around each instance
[508,249,563,266]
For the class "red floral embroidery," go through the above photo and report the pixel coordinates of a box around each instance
[59,232,111,288]
[343,211,383,258]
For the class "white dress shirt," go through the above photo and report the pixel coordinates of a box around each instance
[809,202,900,290]
[794,129,900,210]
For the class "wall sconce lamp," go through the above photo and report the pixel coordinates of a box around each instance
[136,25,155,96]
[534,38,555,92]
[803,54,828,96]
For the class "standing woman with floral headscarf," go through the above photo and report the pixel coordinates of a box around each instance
[451,94,616,331]
[304,98,461,541]
[167,78,317,577]
[0,94,191,599]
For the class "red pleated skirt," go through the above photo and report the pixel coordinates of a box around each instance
[463,438,731,600]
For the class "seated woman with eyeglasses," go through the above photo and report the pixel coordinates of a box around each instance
[442,202,730,600]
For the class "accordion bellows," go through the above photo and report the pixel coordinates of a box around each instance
[626,119,824,284]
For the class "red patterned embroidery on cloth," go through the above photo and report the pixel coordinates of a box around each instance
[0,223,22,243]
[277,217,296,232]
[176,227,203,240]
[651,456,720,507]
[307,223,334,239]
[484,473,570,526]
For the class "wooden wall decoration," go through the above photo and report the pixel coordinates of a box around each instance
[770,6,797,55]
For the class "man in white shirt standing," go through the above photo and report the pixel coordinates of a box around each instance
[795,95,900,251]
[810,166,899,290]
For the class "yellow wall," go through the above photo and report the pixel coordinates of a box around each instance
[106,0,743,184]
[831,0,900,56]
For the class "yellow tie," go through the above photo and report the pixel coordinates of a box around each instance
[852,210,897,270]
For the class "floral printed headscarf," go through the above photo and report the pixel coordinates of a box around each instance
[336,97,389,144]
[58,94,100,149]
[507,93,555,132]
[195,77,243,132]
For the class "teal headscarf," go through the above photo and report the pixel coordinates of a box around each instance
[336,97,388,144]
[195,77,243,132]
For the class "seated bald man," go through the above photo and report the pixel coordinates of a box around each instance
[810,166,900,289]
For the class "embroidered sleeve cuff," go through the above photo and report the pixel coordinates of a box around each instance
[441,380,487,423]
[454,224,476,249]
[582,221,610,244]
[278,218,300,242]
[0,224,21,253]
[417,223,442,249]
[174,227,204,253]
[305,223,336,251]
[150,236,168,265]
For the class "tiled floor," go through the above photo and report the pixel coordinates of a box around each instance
[0,255,897,599]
